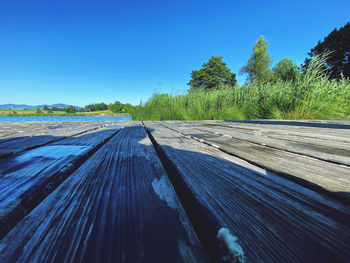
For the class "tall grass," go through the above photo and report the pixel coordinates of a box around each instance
[132,54,350,120]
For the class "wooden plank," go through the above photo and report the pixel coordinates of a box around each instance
[145,122,350,263]
[206,119,350,130]
[0,123,108,159]
[0,122,47,139]
[207,121,350,143]
[0,125,210,263]
[159,122,350,201]
[164,121,350,166]
[160,120,350,143]
[0,122,101,140]
[0,126,122,239]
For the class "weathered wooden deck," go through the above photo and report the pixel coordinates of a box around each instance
[0,120,349,263]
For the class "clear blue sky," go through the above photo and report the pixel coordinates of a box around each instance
[1,0,349,106]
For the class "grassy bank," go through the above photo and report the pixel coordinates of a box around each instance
[132,57,350,120]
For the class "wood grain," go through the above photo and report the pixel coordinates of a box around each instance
[158,121,350,201]
[0,125,209,263]
[145,122,350,263]
[0,123,112,159]
[0,126,122,239]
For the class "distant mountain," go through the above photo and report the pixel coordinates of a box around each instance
[0,103,81,110]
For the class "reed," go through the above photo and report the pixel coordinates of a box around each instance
[132,54,350,120]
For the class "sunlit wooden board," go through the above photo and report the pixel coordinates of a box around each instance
[161,121,350,165]
[159,121,350,201]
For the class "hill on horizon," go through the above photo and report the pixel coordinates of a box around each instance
[0,103,81,110]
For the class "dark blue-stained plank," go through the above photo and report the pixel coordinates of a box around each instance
[0,126,121,238]
[0,125,209,263]
[145,122,350,263]
[0,123,108,159]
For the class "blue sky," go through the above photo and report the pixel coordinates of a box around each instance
[1,0,349,106]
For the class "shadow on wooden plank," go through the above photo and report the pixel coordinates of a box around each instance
[146,126,350,263]
[0,126,210,263]
[1,125,350,262]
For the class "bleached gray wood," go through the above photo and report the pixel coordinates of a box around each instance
[145,122,350,263]
[0,121,107,141]
[0,125,209,263]
[207,120,350,143]
[163,121,350,165]
[158,121,350,200]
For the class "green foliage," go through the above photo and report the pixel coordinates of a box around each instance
[132,54,350,121]
[240,36,273,82]
[65,105,76,113]
[110,101,135,113]
[304,22,350,79]
[51,106,65,111]
[35,108,43,114]
[188,56,236,90]
[85,103,108,111]
[111,101,123,113]
[273,58,300,81]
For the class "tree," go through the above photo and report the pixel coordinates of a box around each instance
[111,101,123,113]
[240,35,273,82]
[304,22,350,79]
[188,56,236,90]
[65,105,76,113]
[85,103,108,111]
[273,58,300,81]
[36,108,43,114]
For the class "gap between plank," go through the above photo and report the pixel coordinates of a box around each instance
[143,122,229,263]
[198,124,350,168]
[157,122,350,206]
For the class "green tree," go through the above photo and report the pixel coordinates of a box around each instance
[65,105,76,113]
[240,35,273,82]
[85,103,108,111]
[36,108,43,114]
[273,58,300,81]
[304,22,350,79]
[188,56,236,90]
[111,101,123,113]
